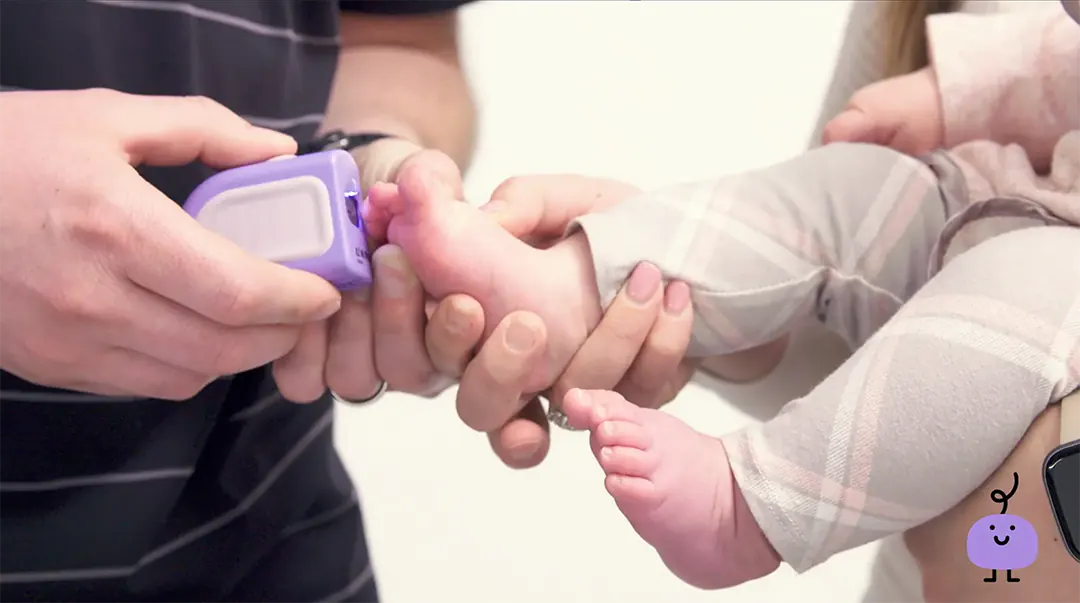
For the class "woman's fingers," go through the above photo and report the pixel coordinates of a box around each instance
[614,281,695,408]
[272,320,330,403]
[425,294,486,378]
[455,311,547,432]
[486,398,551,469]
[547,262,664,407]
[370,245,445,396]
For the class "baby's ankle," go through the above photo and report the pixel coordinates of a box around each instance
[545,232,605,334]
[730,481,783,578]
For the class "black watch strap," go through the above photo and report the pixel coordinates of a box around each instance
[299,130,394,155]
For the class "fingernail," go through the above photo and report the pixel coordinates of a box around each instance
[664,281,691,314]
[443,297,474,336]
[316,296,342,320]
[374,246,416,299]
[627,263,662,304]
[480,200,506,214]
[504,318,539,353]
[508,440,543,464]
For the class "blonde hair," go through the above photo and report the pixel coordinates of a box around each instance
[880,0,964,78]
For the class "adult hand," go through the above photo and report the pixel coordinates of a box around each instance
[0,89,341,399]
[272,144,487,402]
[822,67,944,156]
[458,175,699,468]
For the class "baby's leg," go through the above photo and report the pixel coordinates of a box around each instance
[724,225,1080,574]
[573,143,964,358]
[562,388,781,589]
[565,226,1079,591]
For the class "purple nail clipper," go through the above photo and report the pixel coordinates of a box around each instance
[183,150,372,290]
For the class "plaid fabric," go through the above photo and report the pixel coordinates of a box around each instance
[573,142,1080,572]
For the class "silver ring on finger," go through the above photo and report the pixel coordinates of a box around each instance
[332,380,388,405]
[546,405,582,431]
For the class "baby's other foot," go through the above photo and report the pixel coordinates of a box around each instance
[562,389,781,589]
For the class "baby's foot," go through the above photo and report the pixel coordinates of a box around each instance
[562,388,781,589]
[366,153,603,400]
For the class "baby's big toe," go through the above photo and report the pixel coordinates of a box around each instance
[396,150,462,210]
[561,388,641,431]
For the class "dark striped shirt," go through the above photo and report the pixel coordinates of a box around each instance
[0,1,471,601]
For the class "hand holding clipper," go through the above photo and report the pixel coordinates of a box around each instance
[183,149,373,290]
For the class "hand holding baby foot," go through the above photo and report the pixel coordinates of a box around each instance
[561,388,780,590]
[366,156,605,404]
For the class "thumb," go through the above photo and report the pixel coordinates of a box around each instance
[483,175,640,243]
[122,174,342,327]
[113,93,297,169]
[396,149,464,198]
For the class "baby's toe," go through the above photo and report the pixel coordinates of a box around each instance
[562,388,641,431]
[598,444,657,478]
[592,419,652,451]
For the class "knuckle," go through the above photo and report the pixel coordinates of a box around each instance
[645,332,687,360]
[206,339,258,375]
[78,89,131,128]
[602,317,650,349]
[185,94,227,116]
[184,95,246,130]
[82,87,126,106]
[483,364,520,390]
[212,283,264,326]
[43,283,107,321]
[208,328,300,376]
[56,194,133,256]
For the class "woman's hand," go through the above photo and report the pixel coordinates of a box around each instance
[273,148,488,402]
[456,175,699,469]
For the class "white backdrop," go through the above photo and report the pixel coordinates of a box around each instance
[336,2,872,602]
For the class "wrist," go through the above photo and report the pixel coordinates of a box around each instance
[319,116,422,147]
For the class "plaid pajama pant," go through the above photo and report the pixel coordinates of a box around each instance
[574,142,1080,572]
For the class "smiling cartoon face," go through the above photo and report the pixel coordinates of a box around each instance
[966,513,1039,570]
